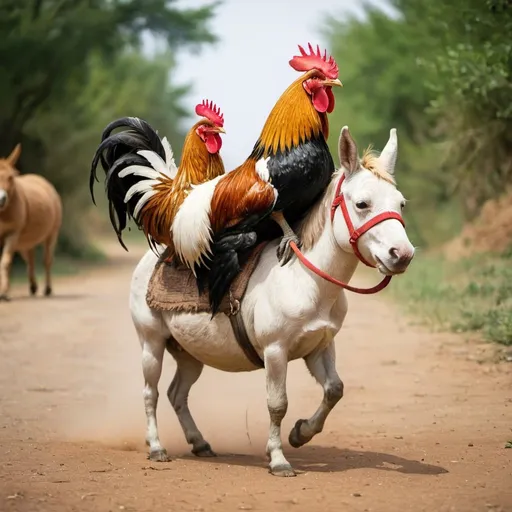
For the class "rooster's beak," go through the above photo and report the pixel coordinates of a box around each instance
[323,78,343,88]
[213,126,226,134]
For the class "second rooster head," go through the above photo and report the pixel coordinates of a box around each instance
[194,99,226,154]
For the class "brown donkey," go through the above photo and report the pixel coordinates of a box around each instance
[0,144,62,301]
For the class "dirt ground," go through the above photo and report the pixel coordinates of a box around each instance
[0,243,510,512]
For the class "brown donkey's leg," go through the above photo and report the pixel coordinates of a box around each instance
[20,249,37,296]
[43,234,58,297]
[0,234,18,301]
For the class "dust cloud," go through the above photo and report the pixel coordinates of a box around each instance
[57,326,317,458]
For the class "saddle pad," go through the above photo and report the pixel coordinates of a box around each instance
[146,242,268,314]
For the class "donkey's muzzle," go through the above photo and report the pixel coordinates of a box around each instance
[0,190,7,209]
[387,244,415,273]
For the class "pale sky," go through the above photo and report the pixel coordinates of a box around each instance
[164,0,392,168]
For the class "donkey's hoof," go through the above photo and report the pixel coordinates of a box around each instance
[192,442,217,457]
[0,294,11,302]
[148,448,171,462]
[269,463,296,477]
[30,283,38,296]
[288,419,310,448]
[44,286,52,297]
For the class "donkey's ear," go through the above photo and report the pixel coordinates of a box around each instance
[378,128,398,175]
[338,126,359,175]
[7,143,21,167]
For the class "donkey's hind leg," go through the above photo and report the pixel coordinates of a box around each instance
[136,325,170,462]
[288,339,344,448]
[20,249,37,295]
[43,232,58,297]
[166,339,216,457]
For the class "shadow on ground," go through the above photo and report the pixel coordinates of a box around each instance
[134,444,448,476]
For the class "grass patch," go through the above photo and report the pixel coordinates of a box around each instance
[390,247,512,346]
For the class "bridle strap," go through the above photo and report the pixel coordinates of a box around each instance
[292,173,405,294]
[290,241,392,294]
[340,198,405,267]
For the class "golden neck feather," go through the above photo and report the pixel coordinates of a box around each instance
[254,75,328,157]
[175,122,225,187]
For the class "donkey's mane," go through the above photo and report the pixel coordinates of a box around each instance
[297,169,341,251]
[360,146,395,185]
[297,146,395,251]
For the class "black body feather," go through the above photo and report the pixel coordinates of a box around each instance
[253,135,334,240]
[89,117,166,249]
[207,135,335,314]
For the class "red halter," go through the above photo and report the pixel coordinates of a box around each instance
[290,174,405,294]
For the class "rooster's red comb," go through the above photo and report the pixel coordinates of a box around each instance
[195,99,224,127]
[289,43,339,79]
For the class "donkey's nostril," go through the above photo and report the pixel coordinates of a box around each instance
[389,247,399,259]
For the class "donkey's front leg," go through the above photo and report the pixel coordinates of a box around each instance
[289,339,344,448]
[0,234,17,301]
[264,344,295,477]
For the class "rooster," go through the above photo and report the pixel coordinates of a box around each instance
[89,100,226,261]
[170,44,342,312]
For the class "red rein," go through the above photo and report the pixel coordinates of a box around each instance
[290,174,405,294]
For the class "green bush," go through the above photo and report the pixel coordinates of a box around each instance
[324,0,512,246]
[391,248,512,345]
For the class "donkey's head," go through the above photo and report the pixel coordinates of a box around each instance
[0,144,21,211]
[332,126,414,275]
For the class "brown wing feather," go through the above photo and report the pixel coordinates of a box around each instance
[137,124,225,255]
[209,159,276,233]
[138,177,184,249]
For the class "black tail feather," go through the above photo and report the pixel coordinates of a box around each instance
[89,116,167,248]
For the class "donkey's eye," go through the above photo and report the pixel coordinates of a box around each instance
[355,201,369,210]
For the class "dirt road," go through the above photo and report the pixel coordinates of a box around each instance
[0,244,510,512]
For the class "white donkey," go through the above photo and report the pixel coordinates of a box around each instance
[129,126,415,477]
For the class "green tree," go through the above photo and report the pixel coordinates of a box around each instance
[26,50,189,256]
[398,0,512,216]
[0,0,219,258]
[324,0,512,247]
[324,8,449,246]
[0,0,217,153]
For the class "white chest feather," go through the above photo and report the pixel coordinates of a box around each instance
[255,157,271,182]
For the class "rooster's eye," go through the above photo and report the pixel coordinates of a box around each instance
[356,201,369,209]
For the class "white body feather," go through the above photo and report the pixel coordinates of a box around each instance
[171,175,224,272]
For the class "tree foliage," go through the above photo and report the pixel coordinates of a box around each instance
[325,0,512,246]
[0,0,218,256]
[0,0,216,145]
